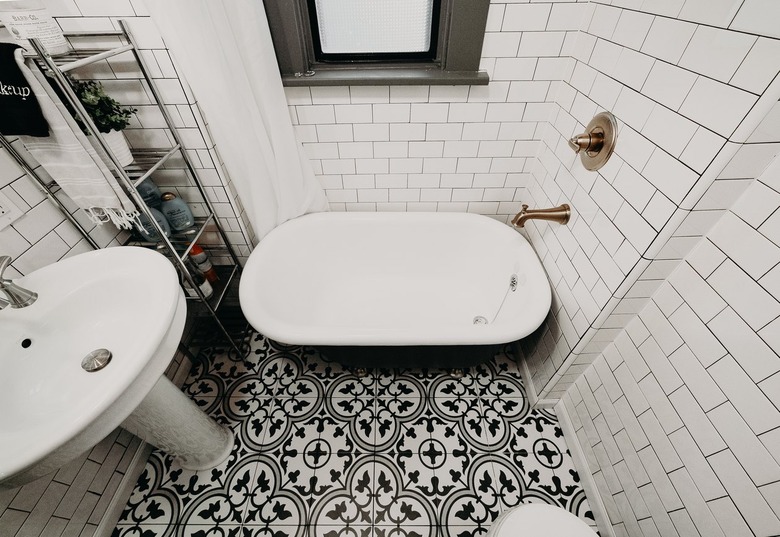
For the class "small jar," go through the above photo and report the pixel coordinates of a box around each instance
[160,192,195,231]
[136,207,171,242]
[137,178,162,209]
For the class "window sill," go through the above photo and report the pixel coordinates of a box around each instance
[282,68,489,87]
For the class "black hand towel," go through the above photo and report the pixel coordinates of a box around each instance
[0,42,49,136]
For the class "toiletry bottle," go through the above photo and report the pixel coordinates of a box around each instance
[160,192,195,231]
[189,243,219,283]
[185,259,213,299]
[137,178,162,209]
[136,207,171,242]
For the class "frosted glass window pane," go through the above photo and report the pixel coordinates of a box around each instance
[314,0,435,54]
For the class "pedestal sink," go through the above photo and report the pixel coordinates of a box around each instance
[0,246,233,490]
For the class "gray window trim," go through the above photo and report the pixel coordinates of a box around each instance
[264,0,490,86]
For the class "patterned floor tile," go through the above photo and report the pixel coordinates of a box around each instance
[182,335,270,399]
[113,524,174,537]
[373,460,436,527]
[389,423,440,491]
[373,525,437,537]
[310,455,377,527]
[242,528,306,537]
[436,453,505,531]
[241,454,311,529]
[310,525,372,537]
[117,336,594,536]
[440,525,491,537]
[178,525,244,537]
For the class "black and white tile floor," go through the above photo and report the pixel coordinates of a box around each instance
[114,333,595,537]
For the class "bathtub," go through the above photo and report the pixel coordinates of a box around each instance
[239,212,551,368]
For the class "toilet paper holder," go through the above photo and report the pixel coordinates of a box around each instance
[568,111,618,171]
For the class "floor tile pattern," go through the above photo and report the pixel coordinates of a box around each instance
[114,334,594,537]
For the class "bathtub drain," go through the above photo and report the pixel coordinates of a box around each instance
[473,316,489,325]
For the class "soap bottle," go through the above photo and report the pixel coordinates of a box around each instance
[184,259,213,299]
[189,243,219,283]
[160,192,195,231]
[137,178,162,209]
[136,207,171,242]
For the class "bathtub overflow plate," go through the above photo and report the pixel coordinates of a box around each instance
[473,316,489,325]
[81,349,112,372]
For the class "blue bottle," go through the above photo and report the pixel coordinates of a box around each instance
[137,178,162,209]
[160,192,195,231]
[136,207,171,242]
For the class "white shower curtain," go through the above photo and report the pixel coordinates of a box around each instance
[146,0,328,242]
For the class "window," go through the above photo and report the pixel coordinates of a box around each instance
[264,0,490,86]
[311,0,438,60]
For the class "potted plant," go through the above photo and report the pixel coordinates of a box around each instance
[73,80,137,167]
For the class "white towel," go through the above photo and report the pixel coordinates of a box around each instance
[15,49,139,229]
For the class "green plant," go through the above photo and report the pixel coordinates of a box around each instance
[73,80,136,133]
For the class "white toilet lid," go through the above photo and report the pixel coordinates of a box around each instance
[489,504,598,537]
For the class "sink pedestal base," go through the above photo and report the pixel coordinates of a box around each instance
[121,376,234,470]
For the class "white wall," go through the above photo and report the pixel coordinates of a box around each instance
[560,151,780,536]
[513,0,780,399]
[285,1,589,218]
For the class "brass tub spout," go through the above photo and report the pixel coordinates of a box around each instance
[512,204,571,228]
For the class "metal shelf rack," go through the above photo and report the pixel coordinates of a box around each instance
[3,23,246,355]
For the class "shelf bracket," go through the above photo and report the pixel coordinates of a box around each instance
[59,44,135,73]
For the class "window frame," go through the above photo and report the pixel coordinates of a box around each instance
[264,0,490,86]
[306,0,442,63]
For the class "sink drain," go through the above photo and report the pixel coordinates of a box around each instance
[473,316,488,325]
[81,349,112,372]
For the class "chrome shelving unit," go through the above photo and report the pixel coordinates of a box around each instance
[15,24,246,355]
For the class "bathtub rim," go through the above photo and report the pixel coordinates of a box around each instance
[239,211,552,346]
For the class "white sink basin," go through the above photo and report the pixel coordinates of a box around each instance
[0,247,232,489]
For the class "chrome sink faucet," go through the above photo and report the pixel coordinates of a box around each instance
[0,256,38,309]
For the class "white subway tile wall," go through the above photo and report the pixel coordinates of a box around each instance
[516,0,780,404]
[560,151,780,536]
[286,9,584,217]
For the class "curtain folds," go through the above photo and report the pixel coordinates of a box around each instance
[146,0,327,242]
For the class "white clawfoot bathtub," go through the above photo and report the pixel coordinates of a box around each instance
[239,212,551,366]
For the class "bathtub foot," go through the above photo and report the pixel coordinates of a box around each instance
[449,368,466,379]
[352,367,368,378]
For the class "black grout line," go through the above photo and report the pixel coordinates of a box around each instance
[564,67,722,188]
[590,0,780,44]
[579,31,761,141]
